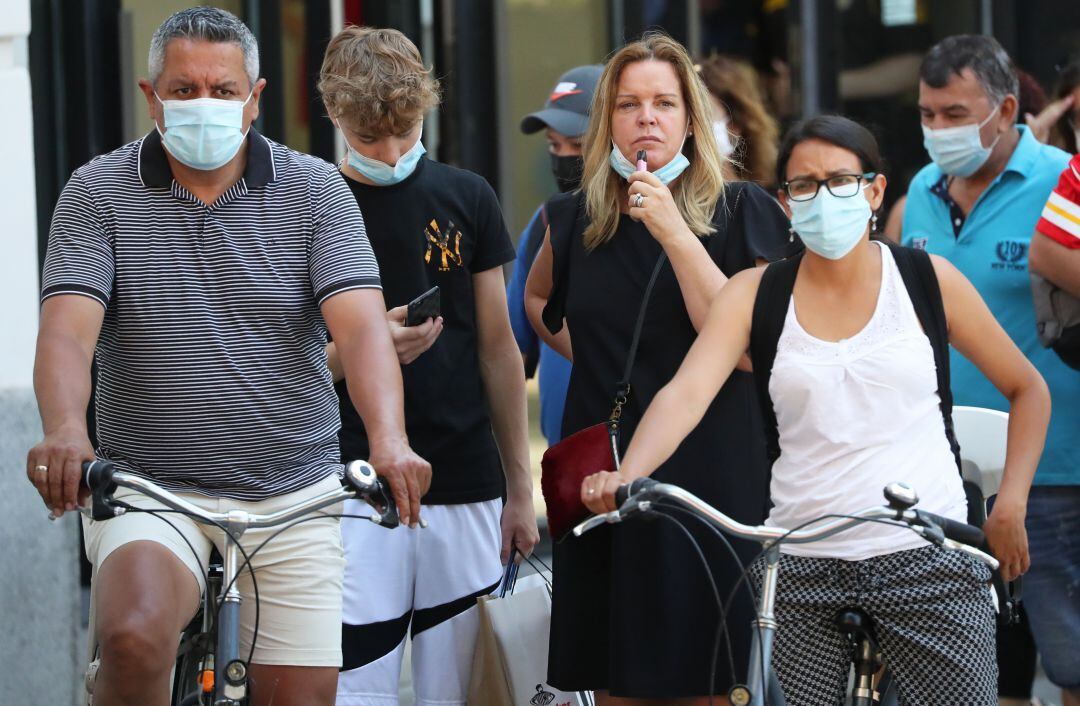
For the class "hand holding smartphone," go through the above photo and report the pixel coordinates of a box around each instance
[405,286,441,327]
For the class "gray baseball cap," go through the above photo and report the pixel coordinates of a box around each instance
[520,64,603,138]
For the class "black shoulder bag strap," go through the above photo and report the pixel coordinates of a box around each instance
[886,242,962,473]
[608,251,669,469]
[749,253,804,466]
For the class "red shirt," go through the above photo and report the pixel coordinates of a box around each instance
[1036,153,1080,249]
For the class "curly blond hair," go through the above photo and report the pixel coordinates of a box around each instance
[696,54,779,186]
[318,26,440,135]
[581,32,725,249]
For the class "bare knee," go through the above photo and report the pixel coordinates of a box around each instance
[98,605,180,679]
[93,541,200,683]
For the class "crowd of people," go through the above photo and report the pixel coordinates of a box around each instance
[24,6,1080,706]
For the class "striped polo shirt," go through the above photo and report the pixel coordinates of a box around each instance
[42,129,381,500]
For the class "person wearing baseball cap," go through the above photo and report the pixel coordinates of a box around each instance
[508,64,601,446]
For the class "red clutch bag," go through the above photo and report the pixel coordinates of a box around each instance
[540,421,619,540]
[539,251,668,540]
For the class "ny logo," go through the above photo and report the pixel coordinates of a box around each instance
[425,219,463,272]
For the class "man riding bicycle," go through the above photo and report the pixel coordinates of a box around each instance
[25,8,429,706]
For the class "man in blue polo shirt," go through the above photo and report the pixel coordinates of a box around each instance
[903,35,1079,704]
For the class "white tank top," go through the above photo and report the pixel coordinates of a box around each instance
[765,242,968,560]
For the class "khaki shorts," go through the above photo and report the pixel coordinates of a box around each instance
[83,474,346,666]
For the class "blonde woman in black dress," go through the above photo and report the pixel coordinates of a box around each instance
[526,32,800,705]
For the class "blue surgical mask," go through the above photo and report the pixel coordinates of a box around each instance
[156,91,252,171]
[789,186,872,260]
[608,124,691,185]
[921,105,1001,177]
[344,129,426,186]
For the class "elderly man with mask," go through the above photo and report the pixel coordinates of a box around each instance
[25,7,430,706]
[902,34,1080,706]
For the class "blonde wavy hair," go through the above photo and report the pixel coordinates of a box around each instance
[581,32,725,249]
[318,26,440,135]
[696,54,779,185]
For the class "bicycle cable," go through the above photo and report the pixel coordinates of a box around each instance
[112,503,263,675]
[652,502,745,701]
[644,510,729,706]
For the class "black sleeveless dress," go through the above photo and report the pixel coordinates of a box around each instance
[544,182,800,697]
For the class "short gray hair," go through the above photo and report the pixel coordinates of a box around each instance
[920,35,1019,106]
[149,7,259,88]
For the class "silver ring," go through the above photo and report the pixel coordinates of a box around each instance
[634,193,645,208]
[34,465,48,473]
[586,488,596,495]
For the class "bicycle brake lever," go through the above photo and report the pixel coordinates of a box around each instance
[942,537,1000,571]
[573,510,621,537]
[48,505,109,522]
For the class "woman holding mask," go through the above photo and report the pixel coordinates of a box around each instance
[582,115,1048,704]
[525,32,799,704]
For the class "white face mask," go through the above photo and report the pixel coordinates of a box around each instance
[155,91,253,171]
[712,119,736,158]
[921,104,1001,177]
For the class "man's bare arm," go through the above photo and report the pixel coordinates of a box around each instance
[27,295,104,515]
[1029,230,1080,299]
[322,288,431,527]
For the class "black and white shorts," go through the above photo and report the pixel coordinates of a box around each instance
[753,545,998,706]
[336,498,503,706]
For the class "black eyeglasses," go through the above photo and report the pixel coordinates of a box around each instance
[783,173,877,202]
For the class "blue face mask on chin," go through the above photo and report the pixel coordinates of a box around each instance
[609,123,691,185]
[156,91,252,171]
[344,128,426,186]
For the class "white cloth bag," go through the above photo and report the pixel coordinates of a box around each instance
[469,567,593,706]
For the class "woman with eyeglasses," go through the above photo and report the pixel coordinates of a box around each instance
[582,115,1050,704]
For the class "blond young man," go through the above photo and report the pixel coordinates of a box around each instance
[318,27,539,706]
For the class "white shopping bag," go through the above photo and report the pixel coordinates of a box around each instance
[469,561,593,706]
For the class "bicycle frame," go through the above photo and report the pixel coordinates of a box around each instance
[79,459,399,706]
[574,481,998,706]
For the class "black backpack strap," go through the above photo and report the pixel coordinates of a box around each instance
[749,253,803,465]
[886,242,962,473]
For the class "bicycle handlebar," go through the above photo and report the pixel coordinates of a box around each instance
[582,479,998,571]
[914,509,986,549]
[79,459,402,530]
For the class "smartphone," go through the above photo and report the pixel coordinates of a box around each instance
[405,286,441,326]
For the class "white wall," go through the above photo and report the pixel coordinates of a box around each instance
[0,0,38,389]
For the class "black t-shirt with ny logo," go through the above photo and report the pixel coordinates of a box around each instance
[337,157,515,504]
